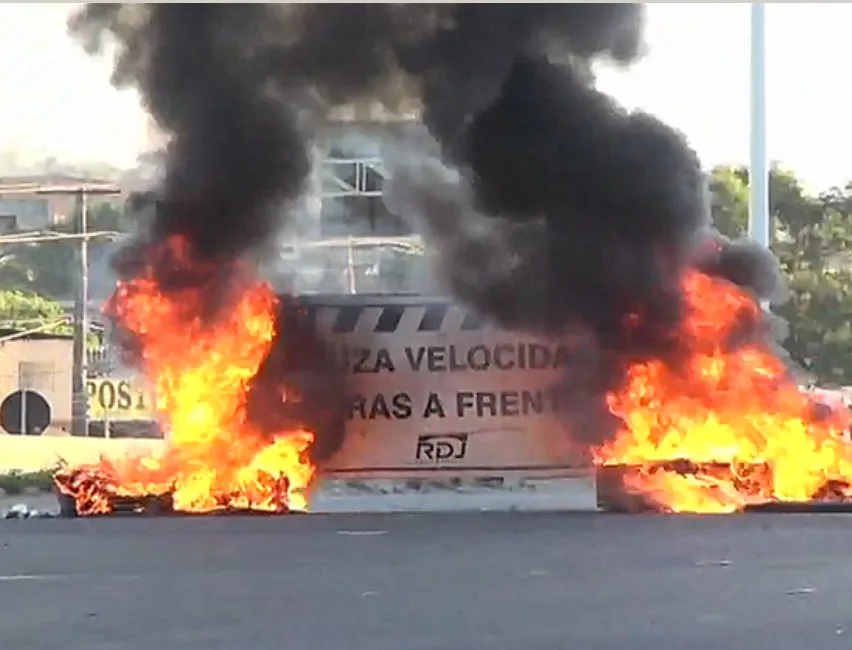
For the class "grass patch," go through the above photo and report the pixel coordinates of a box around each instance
[0,468,58,496]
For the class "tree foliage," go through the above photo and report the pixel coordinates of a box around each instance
[710,165,852,384]
[0,198,126,340]
[0,289,70,336]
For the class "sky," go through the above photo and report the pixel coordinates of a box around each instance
[0,3,849,191]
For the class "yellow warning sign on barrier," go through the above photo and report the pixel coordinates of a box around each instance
[86,378,155,421]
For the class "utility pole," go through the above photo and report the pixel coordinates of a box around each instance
[30,182,121,436]
[0,180,121,435]
[71,188,89,436]
[749,2,770,249]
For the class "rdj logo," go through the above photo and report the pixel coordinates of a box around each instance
[415,433,469,462]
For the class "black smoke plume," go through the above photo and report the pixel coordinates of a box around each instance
[70,4,786,452]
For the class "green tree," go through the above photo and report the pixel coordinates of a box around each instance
[709,165,852,383]
[0,289,104,348]
[708,165,749,238]
[0,289,70,335]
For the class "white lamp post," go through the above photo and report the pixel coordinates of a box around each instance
[748,2,770,249]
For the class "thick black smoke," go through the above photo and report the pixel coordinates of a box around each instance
[69,4,312,281]
[71,4,786,452]
[68,4,650,273]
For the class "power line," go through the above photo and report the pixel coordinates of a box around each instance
[0,183,123,437]
[0,230,122,244]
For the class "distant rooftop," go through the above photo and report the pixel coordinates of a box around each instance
[0,173,120,194]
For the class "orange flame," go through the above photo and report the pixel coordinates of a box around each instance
[55,237,315,515]
[594,271,852,513]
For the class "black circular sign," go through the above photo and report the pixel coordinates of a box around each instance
[0,390,51,436]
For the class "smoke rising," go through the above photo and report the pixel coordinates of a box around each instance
[69,4,313,281]
[68,4,649,276]
[71,4,787,451]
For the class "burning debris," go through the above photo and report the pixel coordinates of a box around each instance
[54,239,317,515]
[55,469,296,517]
[596,463,852,515]
[592,272,852,513]
[55,4,852,516]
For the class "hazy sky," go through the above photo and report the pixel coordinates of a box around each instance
[0,4,848,190]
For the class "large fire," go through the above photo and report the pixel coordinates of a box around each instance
[55,233,852,517]
[593,271,852,513]
[54,237,316,515]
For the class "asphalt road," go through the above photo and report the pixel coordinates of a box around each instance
[1,512,851,650]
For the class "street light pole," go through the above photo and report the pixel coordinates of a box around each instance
[749,2,770,249]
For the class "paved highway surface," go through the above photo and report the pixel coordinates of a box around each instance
[1,512,851,650]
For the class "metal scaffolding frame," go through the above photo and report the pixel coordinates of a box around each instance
[319,156,391,199]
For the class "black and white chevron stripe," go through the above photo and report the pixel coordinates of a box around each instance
[300,301,488,335]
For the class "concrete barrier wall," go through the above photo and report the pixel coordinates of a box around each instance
[0,436,164,473]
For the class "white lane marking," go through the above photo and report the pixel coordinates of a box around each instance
[0,574,68,582]
[336,530,388,536]
[0,573,142,582]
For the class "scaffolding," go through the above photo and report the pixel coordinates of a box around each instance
[320,156,390,199]
[275,234,430,296]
